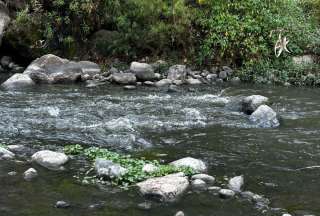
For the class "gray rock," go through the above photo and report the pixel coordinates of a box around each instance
[0,147,15,160]
[1,56,12,67]
[23,168,38,181]
[191,174,215,185]
[123,85,137,90]
[208,186,221,192]
[1,73,35,89]
[172,80,183,85]
[0,2,10,46]
[144,81,154,86]
[218,71,228,80]
[175,211,185,216]
[23,54,101,84]
[112,73,137,85]
[249,105,280,128]
[222,66,233,76]
[186,78,202,85]
[242,95,269,115]
[219,189,235,199]
[167,65,187,80]
[137,173,189,202]
[55,201,70,208]
[293,55,315,65]
[142,164,158,173]
[130,62,156,81]
[154,73,161,80]
[95,158,127,178]
[32,150,69,170]
[191,179,207,191]
[155,79,172,87]
[228,175,244,192]
[206,74,218,81]
[170,157,207,173]
[282,214,292,216]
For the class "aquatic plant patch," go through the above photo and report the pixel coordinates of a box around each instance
[64,145,195,187]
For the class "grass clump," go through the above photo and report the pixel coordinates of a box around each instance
[64,144,195,186]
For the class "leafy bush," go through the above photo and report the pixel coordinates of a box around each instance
[197,0,320,65]
[64,145,195,187]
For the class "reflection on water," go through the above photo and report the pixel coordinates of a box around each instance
[0,82,320,216]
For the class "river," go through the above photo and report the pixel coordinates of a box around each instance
[0,75,319,216]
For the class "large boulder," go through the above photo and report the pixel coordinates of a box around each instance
[136,173,189,202]
[23,54,101,84]
[0,1,10,47]
[242,95,269,115]
[94,158,127,178]
[112,73,137,85]
[1,73,35,89]
[170,157,207,173]
[130,62,156,81]
[167,65,187,81]
[0,147,15,160]
[31,150,69,170]
[249,105,280,128]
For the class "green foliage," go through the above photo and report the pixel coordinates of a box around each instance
[64,145,195,186]
[238,60,320,86]
[197,0,320,65]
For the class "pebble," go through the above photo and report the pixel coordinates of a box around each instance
[137,201,152,210]
[8,171,17,176]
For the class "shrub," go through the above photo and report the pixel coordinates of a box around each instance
[196,0,320,65]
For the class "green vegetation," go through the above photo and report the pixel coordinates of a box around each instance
[64,144,195,186]
[4,0,320,86]
[0,144,7,149]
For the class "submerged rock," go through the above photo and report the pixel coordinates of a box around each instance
[191,174,215,185]
[95,158,127,178]
[1,73,35,89]
[22,54,100,84]
[32,150,69,170]
[170,157,207,173]
[137,173,189,202]
[112,73,137,85]
[0,147,15,160]
[219,189,235,199]
[130,62,156,81]
[249,105,280,128]
[167,65,187,81]
[228,175,244,192]
[23,168,38,181]
[242,95,269,114]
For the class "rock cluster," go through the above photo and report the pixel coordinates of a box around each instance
[1,54,239,90]
[242,95,280,128]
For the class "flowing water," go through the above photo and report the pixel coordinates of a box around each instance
[0,75,320,216]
